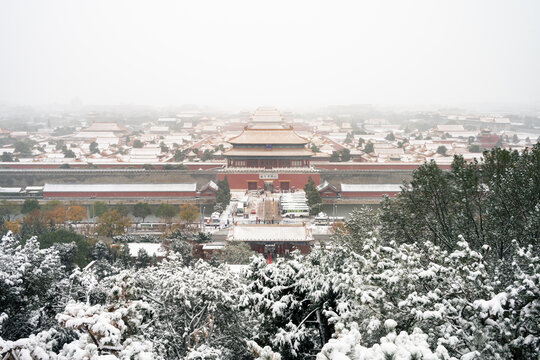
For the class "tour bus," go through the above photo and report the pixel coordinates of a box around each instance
[281,204,310,218]
[280,204,308,211]
[282,208,310,218]
[138,223,167,231]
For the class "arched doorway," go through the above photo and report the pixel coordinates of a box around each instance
[264,181,274,192]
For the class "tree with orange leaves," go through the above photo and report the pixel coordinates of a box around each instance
[330,220,346,235]
[43,205,67,227]
[179,203,199,227]
[96,209,131,237]
[67,205,88,223]
[2,220,19,234]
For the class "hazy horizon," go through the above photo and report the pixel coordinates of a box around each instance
[1,0,539,109]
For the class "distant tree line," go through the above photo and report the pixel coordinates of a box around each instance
[0,199,204,240]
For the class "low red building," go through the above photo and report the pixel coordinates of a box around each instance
[316,180,340,198]
[478,131,500,148]
[42,183,199,199]
[198,181,218,198]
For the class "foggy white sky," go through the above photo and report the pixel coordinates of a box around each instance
[0,0,539,108]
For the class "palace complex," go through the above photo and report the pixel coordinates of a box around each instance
[220,108,318,191]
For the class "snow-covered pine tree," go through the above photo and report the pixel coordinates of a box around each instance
[0,233,69,340]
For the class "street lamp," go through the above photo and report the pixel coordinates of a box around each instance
[195,191,203,231]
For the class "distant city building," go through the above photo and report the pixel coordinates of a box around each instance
[478,130,500,148]
[480,117,510,131]
[157,118,178,126]
[0,128,10,138]
[82,122,127,135]
[249,106,286,129]
[149,126,170,135]
[10,131,28,138]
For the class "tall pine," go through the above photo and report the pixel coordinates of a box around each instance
[215,176,231,212]
[304,176,322,215]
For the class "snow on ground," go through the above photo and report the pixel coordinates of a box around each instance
[310,225,331,235]
[219,200,236,224]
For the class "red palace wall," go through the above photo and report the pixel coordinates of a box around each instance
[217,172,320,190]
[43,191,197,198]
[183,163,224,170]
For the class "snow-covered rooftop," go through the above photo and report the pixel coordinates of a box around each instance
[0,187,22,193]
[43,183,197,193]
